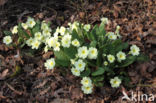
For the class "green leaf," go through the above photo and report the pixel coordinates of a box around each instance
[63,47,77,59]
[96,49,103,66]
[112,39,129,52]
[90,41,97,47]
[115,42,129,52]
[85,31,91,41]
[102,44,116,55]
[99,22,106,35]
[93,76,104,82]
[54,46,77,67]
[77,27,83,37]
[17,37,23,44]
[90,24,98,40]
[87,60,97,67]
[54,49,71,67]
[47,21,51,27]
[10,65,22,77]
[136,54,149,62]
[103,40,129,55]
[32,20,41,34]
[28,28,33,37]
[18,23,30,38]
[71,30,84,44]
[119,76,131,87]
[55,59,70,67]
[112,39,122,46]
[4,31,12,36]
[94,82,104,87]
[80,68,91,77]
[20,42,26,48]
[92,67,105,76]
[21,49,36,57]
[119,56,136,67]
[54,50,70,61]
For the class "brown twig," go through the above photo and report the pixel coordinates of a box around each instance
[6,82,23,95]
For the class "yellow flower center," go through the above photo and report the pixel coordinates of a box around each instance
[30,21,33,24]
[35,43,39,46]
[30,40,32,43]
[133,49,136,53]
[74,41,78,45]
[78,64,82,68]
[56,43,59,47]
[50,62,53,66]
[6,39,10,42]
[113,80,118,84]
[109,57,113,60]
[85,80,89,84]
[91,50,95,54]
[82,50,86,54]
[45,30,49,33]
[86,87,90,90]
[37,35,40,38]
[74,69,78,72]
[119,54,123,58]
[51,41,54,45]
[65,40,68,44]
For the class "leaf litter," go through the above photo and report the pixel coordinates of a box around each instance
[0,0,156,102]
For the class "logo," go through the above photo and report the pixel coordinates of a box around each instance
[122,91,155,102]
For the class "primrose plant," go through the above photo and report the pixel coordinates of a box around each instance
[3,17,148,94]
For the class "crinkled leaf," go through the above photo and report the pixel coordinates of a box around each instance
[99,22,106,35]
[18,23,30,38]
[93,76,104,82]
[103,44,116,55]
[90,24,98,41]
[92,67,106,76]
[4,31,12,36]
[54,49,71,67]
[55,59,70,67]
[54,50,70,61]
[80,68,91,77]
[112,39,122,46]
[90,41,97,47]
[32,20,41,34]
[119,56,136,67]
[96,49,103,66]
[112,39,129,52]
[20,42,26,48]
[94,82,104,87]
[63,47,77,59]
[119,76,131,87]
[10,65,22,77]
[136,53,149,62]
[115,42,129,52]
[71,30,82,43]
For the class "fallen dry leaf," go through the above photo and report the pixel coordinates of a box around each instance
[146,36,156,45]
[0,0,7,6]
[0,69,9,80]
[6,83,23,95]
[51,98,73,103]
[79,12,85,19]
[0,91,6,99]
[53,88,68,98]
[40,87,51,95]
[139,63,151,78]
[42,51,53,60]
[71,88,83,100]
[34,80,48,89]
